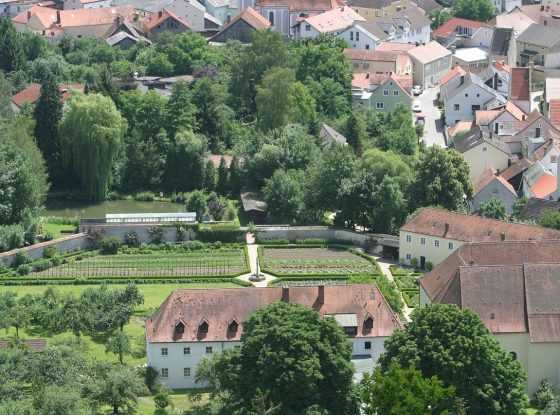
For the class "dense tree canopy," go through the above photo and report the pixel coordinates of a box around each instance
[453,0,495,21]
[198,302,358,415]
[60,93,126,200]
[479,197,506,220]
[379,304,528,414]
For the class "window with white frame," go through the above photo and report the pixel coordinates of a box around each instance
[161,368,168,377]
[448,242,454,249]
[305,24,310,31]
[406,253,411,260]
[434,240,440,247]
[420,237,426,245]
[184,367,191,377]
[356,31,360,41]
[183,347,190,355]
[376,102,384,109]
[454,104,460,111]
[161,347,168,356]
[383,89,389,96]
[393,90,399,96]
[350,31,353,40]
[206,346,213,354]
[406,234,411,243]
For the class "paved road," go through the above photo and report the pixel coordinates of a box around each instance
[415,86,447,148]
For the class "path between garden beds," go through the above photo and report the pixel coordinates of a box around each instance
[373,256,413,321]
[236,244,276,288]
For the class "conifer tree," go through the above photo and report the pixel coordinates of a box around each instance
[217,157,229,195]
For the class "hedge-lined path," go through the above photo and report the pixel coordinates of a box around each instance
[236,242,276,288]
[373,256,412,321]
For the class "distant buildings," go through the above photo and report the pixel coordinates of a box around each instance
[146,285,402,388]
[407,41,452,87]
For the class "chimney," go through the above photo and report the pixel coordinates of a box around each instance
[27,10,31,20]
[500,232,506,241]
[318,285,325,305]
[541,5,544,10]
[56,10,60,24]
[366,72,369,79]
[444,222,450,235]
[281,287,289,303]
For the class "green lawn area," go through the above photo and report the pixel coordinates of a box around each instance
[527,409,540,415]
[137,390,208,414]
[2,282,239,366]
[41,222,77,239]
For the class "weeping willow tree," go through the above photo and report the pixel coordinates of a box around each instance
[60,93,126,201]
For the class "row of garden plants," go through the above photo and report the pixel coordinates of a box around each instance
[389,265,424,309]
[0,237,251,286]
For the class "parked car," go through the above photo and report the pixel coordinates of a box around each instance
[412,85,422,96]
[412,101,421,112]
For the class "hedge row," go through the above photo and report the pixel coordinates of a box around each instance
[1,277,250,286]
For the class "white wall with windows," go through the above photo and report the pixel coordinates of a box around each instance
[399,231,463,267]
[148,336,389,389]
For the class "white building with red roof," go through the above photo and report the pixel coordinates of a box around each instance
[146,285,402,389]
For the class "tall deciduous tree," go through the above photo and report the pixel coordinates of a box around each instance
[262,169,306,223]
[198,302,358,415]
[412,147,473,210]
[379,304,528,414]
[166,80,197,137]
[360,365,459,415]
[0,18,25,73]
[256,67,296,131]
[345,111,366,155]
[34,72,63,185]
[453,0,495,21]
[60,93,126,201]
[164,130,206,192]
[105,331,131,365]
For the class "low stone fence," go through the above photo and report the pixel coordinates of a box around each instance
[0,233,91,266]
[254,226,398,253]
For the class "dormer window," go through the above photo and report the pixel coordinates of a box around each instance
[364,316,374,330]
[199,321,209,334]
[228,320,239,334]
[175,321,185,335]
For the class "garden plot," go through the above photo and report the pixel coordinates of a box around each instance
[34,248,248,280]
[260,247,377,277]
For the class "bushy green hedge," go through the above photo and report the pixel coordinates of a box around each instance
[402,289,419,308]
[196,225,245,243]
[0,277,244,286]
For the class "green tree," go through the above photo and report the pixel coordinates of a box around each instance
[228,155,242,196]
[346,111,366,155]
[378,104,419,155]
[539,209,560,230]
[0,73,13,119]
[199,302,358,415]
[216,157,228,195]
[86,364,147,415]
[60,93,126,201]
[105,331,131,365]
[430,9,453,29]
[35,385,86,415]
[34,71,63,186]
[164,130,206,192]
[0,18,25,73]
[412,147,473,210]
[203,159,216,191]
[8,304,30,338]
[512,196,528,220]
[256,67,296,131]
[479,197,506,220]
[453,0,495,21]
[379,304,528,414]
[230,30,289,116]
[290,81,317,128]
[262,169,306,223]
[360,365,458,415]
[166,80,197,138]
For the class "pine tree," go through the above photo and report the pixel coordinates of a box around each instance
[0,18,25,73]
[217,157,228,195]
[229,155,242,196]
[34,72,63,186]
[203,159,216,191]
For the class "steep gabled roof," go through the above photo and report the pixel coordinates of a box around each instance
[144,8,191,31]
[401,207,560,243]
[433,17,489,38]
[145,285,402,343]
[301,5,364,33]
[517,23,560,48]
[439,65,466,86]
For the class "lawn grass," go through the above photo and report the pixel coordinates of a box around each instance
[41,222,77,239]
[137,390,208,414]
[1,282,239,366]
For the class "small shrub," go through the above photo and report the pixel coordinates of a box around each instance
[134,191,155,202]
[43,246,57,259]
[212,241,222,249]
[532,379,556,410]
[425,261,433,271]
[32,259,53,272]
[100,237,122,255]
[42,231,54,242]
[17,264,31,275]
[183,240,205,250]
[143,366,160,393]
[154,388,171,409]
[124,231,140,247]
[13,252,31,267]
[148,226,164,244]
[410,257,419,269]
[51,256,62,266]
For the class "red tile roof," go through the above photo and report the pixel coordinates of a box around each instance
[439,65,466,86]
[375,41,417,52]
[256,0,342,11]
[146,285,402,343]
[499,158,533,181]
[433,17,489,38]
[207,154,233,168]
[530,171,556,198]
[10,83,84,108]
[238,6,270,29]
[344,48,399,62]
[401,207,560,243]
[510,67,530,101]
[144,8,190,31]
